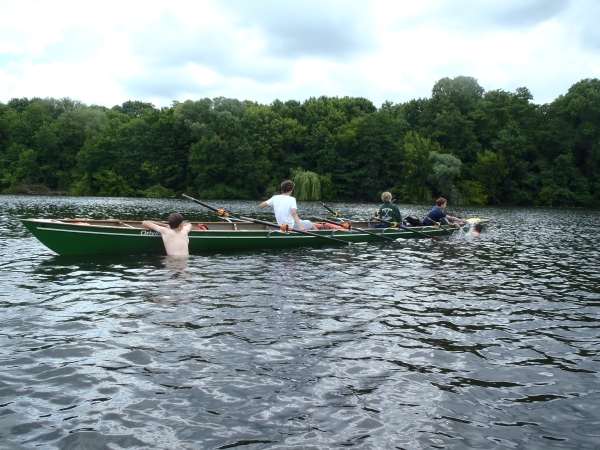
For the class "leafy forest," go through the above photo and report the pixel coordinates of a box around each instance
[1,76,599,206]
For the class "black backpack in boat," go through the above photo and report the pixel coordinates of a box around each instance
[404,216,423,227]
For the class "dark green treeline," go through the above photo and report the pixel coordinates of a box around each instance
[1,76,598,206]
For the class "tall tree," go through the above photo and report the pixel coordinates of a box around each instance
[542,78,600,200]
[470,150,508,204]
[398,131,441,202]
[431,76,485,116]
[428,152,462,201]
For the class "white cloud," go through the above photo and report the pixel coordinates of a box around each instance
[0,0,598,107]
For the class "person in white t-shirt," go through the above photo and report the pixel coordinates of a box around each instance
[259,180,317,232]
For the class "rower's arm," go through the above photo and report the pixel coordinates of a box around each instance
[291,208,304,230]
[181,223,193,234]
[446,215,468,224]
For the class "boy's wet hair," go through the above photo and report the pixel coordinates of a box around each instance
[474,223,483,232]
[281,180,295,193]
[436,197,447,207]
[169,213,184,229]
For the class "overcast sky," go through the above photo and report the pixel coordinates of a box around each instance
[1,0,598,109]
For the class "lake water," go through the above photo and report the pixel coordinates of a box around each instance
[1,195,599,449]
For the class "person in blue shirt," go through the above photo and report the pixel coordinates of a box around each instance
[423,197,468,227]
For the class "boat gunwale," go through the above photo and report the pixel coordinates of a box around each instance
[22,218,491,235]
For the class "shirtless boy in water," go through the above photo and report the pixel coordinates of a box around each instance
[471,222,483,237]
[142,213,192,256]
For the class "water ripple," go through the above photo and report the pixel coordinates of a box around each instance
[1,196,599,448]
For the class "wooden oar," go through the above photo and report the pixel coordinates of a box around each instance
[320,200,432,240]
[182,194,246,222]
[423,216,459,235]
[312,216,399,243]
[319,201,347,219]
[239,216,351,246]
[370,217,438,239]
[183,194,350,245]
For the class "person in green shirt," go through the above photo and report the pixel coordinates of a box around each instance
[371,191,402,228]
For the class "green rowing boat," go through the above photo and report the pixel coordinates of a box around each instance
[21,218,490,255]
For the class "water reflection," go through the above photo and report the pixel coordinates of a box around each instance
[162,255,190,274]
[144,256,193,307]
